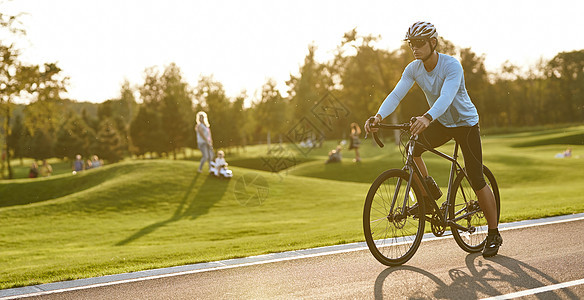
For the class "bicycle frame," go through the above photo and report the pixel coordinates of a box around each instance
[374,126,478,232]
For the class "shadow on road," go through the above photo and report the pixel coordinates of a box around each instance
[374,253,578,299]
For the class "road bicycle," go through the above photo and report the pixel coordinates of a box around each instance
[363,120,500,266]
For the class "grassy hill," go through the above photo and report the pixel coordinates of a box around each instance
[0,160,369,288]
[1,126,584,289]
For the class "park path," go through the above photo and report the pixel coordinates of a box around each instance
[10,216,584,299]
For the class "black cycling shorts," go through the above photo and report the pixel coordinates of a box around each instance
[413,122,487,191]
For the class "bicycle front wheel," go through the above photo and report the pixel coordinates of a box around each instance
[449,165,500,252]
[363,169,425,266]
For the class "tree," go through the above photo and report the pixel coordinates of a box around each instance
[333,29,406,142]
[0,44,26,178]
[0,38,67,178]
[253,79,288,144]
[27,128,53,160]
[159,63,193,159]
[139,67,164,109]
[129,105,165,157]
[97,100,131,157]
[118,79,138,126]
[132,64,194,158]
[286,43,334,121]
[459,48,488,101]
[55,111,94,159]
[547,50,584,123]
[7,114,24,164]
[95,118,125,163]
[229,93,247,148]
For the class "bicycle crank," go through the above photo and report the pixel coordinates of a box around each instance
[430,214,446,237]
[430,205,446,237]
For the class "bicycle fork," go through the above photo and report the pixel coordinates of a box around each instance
[387,138,418,221]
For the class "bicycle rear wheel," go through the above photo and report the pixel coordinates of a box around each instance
[363,169,425,266]
[449,165,500,252]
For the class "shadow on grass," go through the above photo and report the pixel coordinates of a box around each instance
[116,173,229,246]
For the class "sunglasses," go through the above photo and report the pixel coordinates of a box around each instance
[408,39,428,48]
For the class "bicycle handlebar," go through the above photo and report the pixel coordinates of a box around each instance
[367,117,411,148]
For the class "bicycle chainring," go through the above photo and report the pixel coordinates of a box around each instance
[431,214,446,237]
[430,205,447,237]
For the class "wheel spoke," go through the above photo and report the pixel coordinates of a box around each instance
[364,170,425,266]
[449,166,499,253]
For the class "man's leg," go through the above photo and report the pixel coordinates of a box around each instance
[412,122,450,200]
[413,156,429,198]
[456,126,498,230]
[476,184,498,229]
[477,184,502,257]
[455,125,502,257]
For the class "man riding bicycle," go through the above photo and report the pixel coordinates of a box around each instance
[364,21,502,257]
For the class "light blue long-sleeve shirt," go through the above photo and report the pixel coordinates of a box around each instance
[376,53,479,127]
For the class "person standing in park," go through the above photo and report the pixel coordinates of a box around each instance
[365,21,502,257]
[348,122,362,162]
[73,154,84,173]
[195,111,214,173]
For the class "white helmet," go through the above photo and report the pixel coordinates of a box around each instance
[405,21,438,40]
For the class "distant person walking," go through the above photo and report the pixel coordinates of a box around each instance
[349,122,362,162]
[195,111,214,173]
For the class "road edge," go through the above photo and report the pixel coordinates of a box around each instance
[2,213,584,299]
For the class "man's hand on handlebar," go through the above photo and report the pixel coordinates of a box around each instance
[365,114,382,134]
[410,115,431,136]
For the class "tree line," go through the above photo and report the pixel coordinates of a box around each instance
[1,22,583,179]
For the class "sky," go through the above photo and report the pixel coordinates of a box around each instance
[3,0,584,103]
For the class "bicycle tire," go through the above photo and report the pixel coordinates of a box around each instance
[449,165,501,252]
[363,169,426,266]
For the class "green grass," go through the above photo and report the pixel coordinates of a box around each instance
[1,126,584,289]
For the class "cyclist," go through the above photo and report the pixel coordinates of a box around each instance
[364,21,502,257]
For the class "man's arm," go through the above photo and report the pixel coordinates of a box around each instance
[376,66,416,120]
[366,65,416,133]
[426,61,463,120]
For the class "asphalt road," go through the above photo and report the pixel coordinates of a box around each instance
[15,219,584,299]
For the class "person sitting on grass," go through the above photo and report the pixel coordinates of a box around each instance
[39,159,53,177]
[555,147,573,158]
[28,161,39,178]
[563,147,572,158]
[326,145,343,164]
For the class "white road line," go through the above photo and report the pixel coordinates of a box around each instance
[499,216,584,231]
[481,278,584,300]
[1,214,583,299]
[0,248,367,300]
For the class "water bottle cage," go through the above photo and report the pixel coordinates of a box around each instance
[424,176,443,200]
